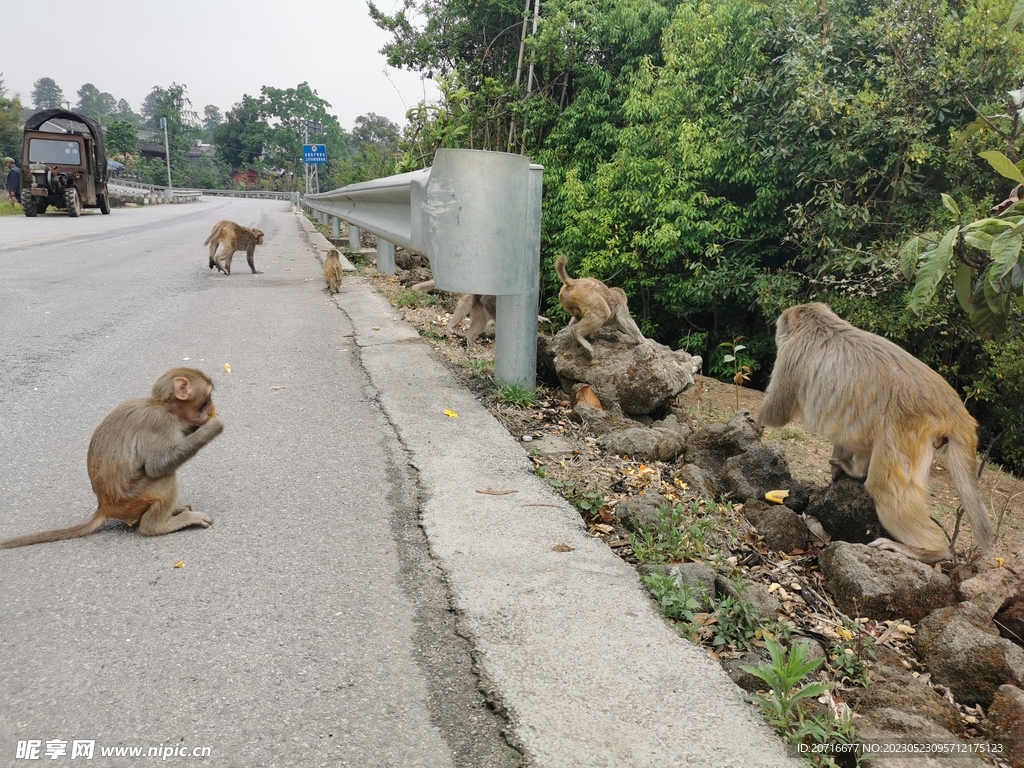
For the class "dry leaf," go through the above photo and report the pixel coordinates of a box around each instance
[476,488,517,495]
[223,363,232,373]
[575,385,602,409]
[271,386,286,391]
[591,523,614,534]
[173,560,185,569]
[552,543,575,552]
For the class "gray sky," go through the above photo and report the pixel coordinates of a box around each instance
[2,0,436,131]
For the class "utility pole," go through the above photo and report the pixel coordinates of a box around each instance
[161,117,173,196]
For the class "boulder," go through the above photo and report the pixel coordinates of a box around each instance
[742,501,810,554]
[720,443,794,503]
[804,477,883,545]
[988,684,1024,767]
[819,542,956,622]
[548,328,701,416]
[914,602,1024,706]
[601,413,691,462]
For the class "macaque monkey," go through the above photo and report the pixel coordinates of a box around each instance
[759,302,994,564]
[205,220,264,275]
[554,254,645,356]
[1,368,224,548]
[412,279,496,348]
[324,249,343,293]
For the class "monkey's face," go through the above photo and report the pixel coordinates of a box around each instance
[253,230,264,245]
[176,388,216,428]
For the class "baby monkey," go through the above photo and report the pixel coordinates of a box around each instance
[1,368,224,548]
[324,249,343,293]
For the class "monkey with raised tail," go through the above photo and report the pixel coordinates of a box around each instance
[759,302,994,563]
[205,220,264,275]
[554,254,645,356]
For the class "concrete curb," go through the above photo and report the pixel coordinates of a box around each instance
[296,211,801,767]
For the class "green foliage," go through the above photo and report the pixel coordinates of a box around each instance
[31,77,64,110]
[105,121,138,161]
[394,289,438,308]
[0,92,22,161]
[643,571,704,622]
[491,381,541,406]
[544,478,607,518]
[630,501,720,563]
[741,639,857,766]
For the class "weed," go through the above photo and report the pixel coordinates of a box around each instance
[491,381,539,407]
[630,502,718,564]
[828,631,874,688]
[774,426,803,441]
[643,571,704,622]
[741,639,860,766]
[395,289,437,308]
[460,357,494,379]
[418,329,445,343]
[546,478,606,519]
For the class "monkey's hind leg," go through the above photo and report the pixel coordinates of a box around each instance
[864,441,952,563]
[246,245,258,274]
[137,478,212,537]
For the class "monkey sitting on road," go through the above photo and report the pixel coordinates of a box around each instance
[1,368,224,548]
[205,220,264,275]
[324,249,343,293]
[554,254,645,356]
[759,302,994,564]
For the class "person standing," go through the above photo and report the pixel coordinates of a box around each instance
[4,157,21,210]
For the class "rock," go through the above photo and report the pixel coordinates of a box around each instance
[394,249,428,270]
[995,585,1024,648]
[549,328,701,415]
[791,635,827,665]
[804,477,884,545]
[819,542,956,622]
[850,651,960,732]
[914,602,1024,706]
[640,561,717,604]
[685,410,764,472]
[742,501,810,554]
[720,443,794,503]
[958,568,1024,620]
[569,401,635,436]
[988,684,1024,767]
[601,413,691,461]
[676,463,717,500]
[722,650,769,692]
[396,266,433,287]
[617,493,672,533]
[714,576,782,622]
[856,709,987,767]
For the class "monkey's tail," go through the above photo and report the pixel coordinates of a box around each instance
[411,279,435,293]
[203,224,223,246]
[554,255,574,287]
[0,511,108,549]
[945,432,995,553]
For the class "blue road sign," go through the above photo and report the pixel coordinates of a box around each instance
[303,144,327,165]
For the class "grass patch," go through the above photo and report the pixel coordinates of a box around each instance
[490,381,539,406]
[395,289,438,308]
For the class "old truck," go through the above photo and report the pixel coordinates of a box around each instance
[20,109,110,217]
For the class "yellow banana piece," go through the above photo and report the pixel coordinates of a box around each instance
[765,490,790,504]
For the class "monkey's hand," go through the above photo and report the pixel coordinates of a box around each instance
[202,416,226,437]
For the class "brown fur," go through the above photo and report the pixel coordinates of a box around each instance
[324,249,343,293]
[205,220,264,275]
[1,368,224,548]
[759,302,994,563]
[554,255,644,356]
[412,279,496,348]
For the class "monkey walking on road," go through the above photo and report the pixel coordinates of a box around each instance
[1,368,224,548]
[205,220,264,275]
[759,302,994,564]
[324,249,344,293]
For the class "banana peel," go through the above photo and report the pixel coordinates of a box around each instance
[765,490,790,505]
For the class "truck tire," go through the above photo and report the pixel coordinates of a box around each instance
[98,192,110,214]
[21,189,36,217]
[66,188,81,217]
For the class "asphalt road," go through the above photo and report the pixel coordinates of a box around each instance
[0,200,515,768]
[0,198,801,768]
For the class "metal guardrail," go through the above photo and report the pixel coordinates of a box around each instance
[108,179,293,201]
[304,149,543,387]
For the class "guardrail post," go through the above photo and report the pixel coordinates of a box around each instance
[349,225,361,251]
[376,240,396,274]
[331,216,340,239]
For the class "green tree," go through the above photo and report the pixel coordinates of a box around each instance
[31,77,65,110]
[213,94,267,169]
[113,98,139,125]
[143,83,201,164]
[76,83,117,121]
[202,105,222,138]
[0,91,22,161]
[106,120,139,161]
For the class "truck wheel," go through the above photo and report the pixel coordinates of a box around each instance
[21,189,36,217]
[98,193,110,214]
[66,188,81,217]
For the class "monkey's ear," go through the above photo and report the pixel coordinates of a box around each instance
[172,377,193,402]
